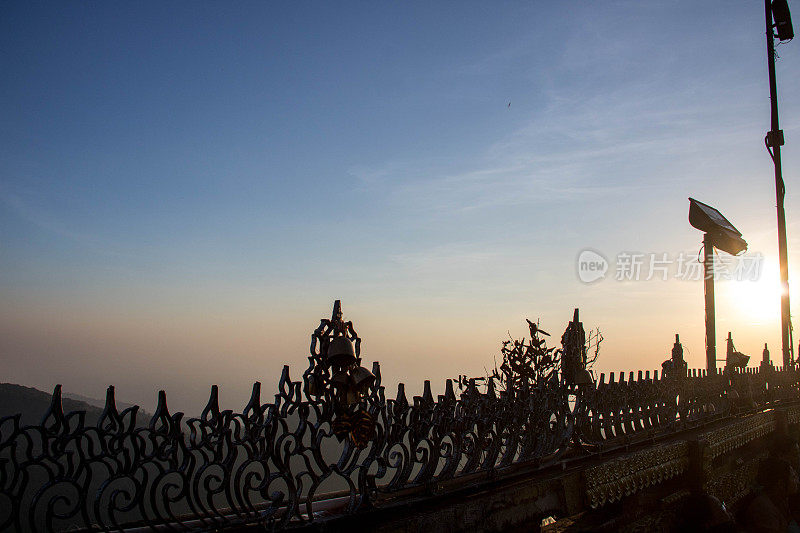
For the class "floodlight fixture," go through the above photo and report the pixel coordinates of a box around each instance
[688,198,748,372]
[773,0,794,41]
[688,198,748,256]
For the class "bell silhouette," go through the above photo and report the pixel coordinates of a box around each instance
[350,365,375,392]
[574,368,594,387]
[330,369,350,389]
[326,336,356,368]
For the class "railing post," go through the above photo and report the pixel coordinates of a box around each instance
[688,439,709,493]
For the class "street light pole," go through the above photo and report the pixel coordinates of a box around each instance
[689,199,747,371]
[764,0,793,368]
[704,233,717,372]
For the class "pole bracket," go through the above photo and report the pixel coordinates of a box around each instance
[766,129,785,147]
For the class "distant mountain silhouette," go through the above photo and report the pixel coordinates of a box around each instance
[0,383,150,427]
[64,390,139,413]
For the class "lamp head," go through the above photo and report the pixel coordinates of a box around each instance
[688,198,748,255]
[773,0,794,42]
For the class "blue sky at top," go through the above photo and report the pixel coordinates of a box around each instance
[1,2,798,411]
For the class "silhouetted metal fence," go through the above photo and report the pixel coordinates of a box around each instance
[1,302,797,531]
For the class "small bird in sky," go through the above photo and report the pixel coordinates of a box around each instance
[507,101,511,108]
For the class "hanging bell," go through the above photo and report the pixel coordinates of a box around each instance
[574,368,594,387]
[331,369,350,389]
[350,365,376,392]
[345,388,360,406]
[326,336,356,369]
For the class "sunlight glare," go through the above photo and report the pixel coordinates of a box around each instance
[725,257,781,324]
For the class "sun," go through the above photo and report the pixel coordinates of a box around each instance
[723,256,782,325]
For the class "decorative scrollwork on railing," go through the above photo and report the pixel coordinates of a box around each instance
[1,302,798,532]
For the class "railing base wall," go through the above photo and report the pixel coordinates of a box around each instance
[271,404,800,533]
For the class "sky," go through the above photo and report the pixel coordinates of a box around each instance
[1,1,799,415]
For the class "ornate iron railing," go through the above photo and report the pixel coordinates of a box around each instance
[1,302,798,532]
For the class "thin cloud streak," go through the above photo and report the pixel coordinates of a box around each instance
[0,187,137,261]
[353,76,763,218]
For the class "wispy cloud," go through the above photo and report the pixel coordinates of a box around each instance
[350,60,763,218]
[0,186,135,260]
